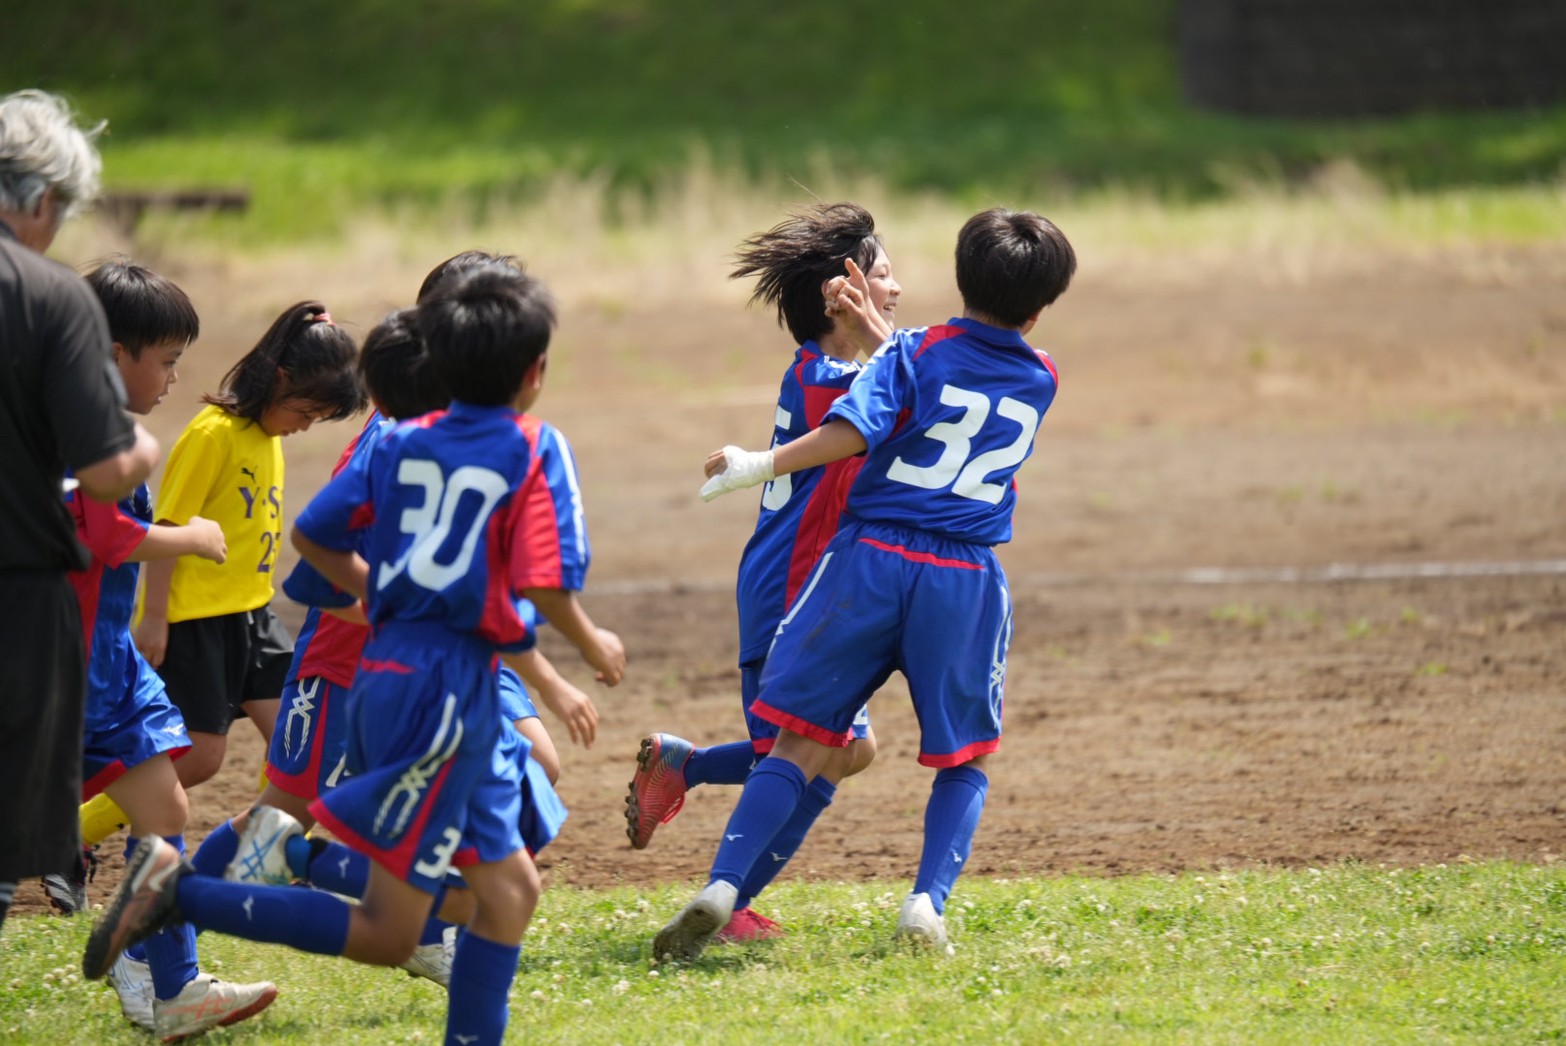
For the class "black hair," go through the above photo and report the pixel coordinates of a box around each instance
[358,307,448,420]
[417,250,524,305]
[83,258,199,355]
[203,300,364,422]
[416,265,555,408]
[955,208,1076,328]
[731,202,882,345]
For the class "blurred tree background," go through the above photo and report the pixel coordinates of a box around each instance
[9,0,1564,235]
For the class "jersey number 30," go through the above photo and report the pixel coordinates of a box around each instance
[886,384,1039,504]
[378,460,510,591]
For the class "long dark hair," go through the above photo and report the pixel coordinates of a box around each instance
[204,300,363,422]
[731,202,882,345]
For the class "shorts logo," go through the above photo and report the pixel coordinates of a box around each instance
[282,677,322,760]
[374,692,464,838]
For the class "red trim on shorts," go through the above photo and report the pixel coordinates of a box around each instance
[358,657,415,675]
[857,537,986,571]
[751,737,775,755]
[750,699,853,748]
[918,738,1000,769]
[309,759,455,888]
[81,760,127,801]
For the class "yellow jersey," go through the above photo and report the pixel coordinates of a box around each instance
[155,404,284,621]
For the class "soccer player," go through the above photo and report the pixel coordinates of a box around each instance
[85,263,624,1046]
[131,300,362,794]
[70,260,277,1037]
[625,202,898,942]
[653,207,1075,961]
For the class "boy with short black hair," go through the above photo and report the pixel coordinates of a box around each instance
[655,208,1076,962]
[84,264,624,1046]
[69,259,277,1038]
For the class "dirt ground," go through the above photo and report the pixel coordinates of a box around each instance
[12,231,1566,916]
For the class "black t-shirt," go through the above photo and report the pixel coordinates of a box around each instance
[0,221,136,572]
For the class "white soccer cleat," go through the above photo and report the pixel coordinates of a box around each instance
[152,973,277,1042]
[107,952,155,1031]
[652,880,739,963]
[224,805,304,886]
[398,932,454,989]
[895,892,954,955]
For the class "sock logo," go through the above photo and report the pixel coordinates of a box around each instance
[242,895,255,921]
[725,833,743,842]
[455,1036,479,1045]
[951,851,963,864]
[770,851,787,863]
[338,855,351,878]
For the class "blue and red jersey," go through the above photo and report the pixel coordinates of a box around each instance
[294,401,588,652]
[282,413,387,689]
[66,481,153,704]
[827,318,1059,547]
[735,341,864,663]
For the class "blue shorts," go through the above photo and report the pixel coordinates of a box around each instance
[741,659,869,755]
[268,675,352,802]
[310,625,523,894]
[83,648,191,799]
[498,665,538,722]
[753,519,1013,768]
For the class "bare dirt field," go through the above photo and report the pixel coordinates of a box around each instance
[13,226,1566,915]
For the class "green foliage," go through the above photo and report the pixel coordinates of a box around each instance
[3,864,1563,1043]
[7,0,1565,229]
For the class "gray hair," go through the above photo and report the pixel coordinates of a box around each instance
[0,90,105,219]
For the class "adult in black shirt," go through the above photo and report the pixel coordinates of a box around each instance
[0,89,160,929]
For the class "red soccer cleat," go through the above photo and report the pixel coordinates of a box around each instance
[714,906,784,944]
[624,733,693,849]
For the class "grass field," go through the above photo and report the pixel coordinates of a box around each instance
[10,1,1565,243]
[3,864,1563,1044]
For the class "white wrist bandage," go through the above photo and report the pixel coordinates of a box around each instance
[699,446,775,502]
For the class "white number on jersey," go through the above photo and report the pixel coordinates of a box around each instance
[885,384,1040,504]
[377,460,511,592]
[759,404,794,511]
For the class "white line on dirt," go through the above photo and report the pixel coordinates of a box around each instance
[593,559,1566,595]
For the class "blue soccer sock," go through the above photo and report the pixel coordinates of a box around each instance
[302,838,369,898]
[708,757,807,890]
[445,930,520,1046]
[684,741,756,788]
[187,818,239,878]
[912,764,990,915]
[134,836,199,1000]
[420,915,453,946]
[289,836,450,947]
[735,776,835,910]
[175,875,350,956]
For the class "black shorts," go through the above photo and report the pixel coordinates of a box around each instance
[0,572,85,880]
[157,605,294,735]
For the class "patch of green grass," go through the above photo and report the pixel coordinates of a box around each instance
[8,1,1566,245]
[3,865,1563,1043]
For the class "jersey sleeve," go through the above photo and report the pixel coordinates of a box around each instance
[507,424,589,592]
[284,416,385,606]
[68,487,150,569]
[796,353,861,429]
[153,421,225,526]
[823,330,920,451]
[41,279,136,472]
[294,440,376,553]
